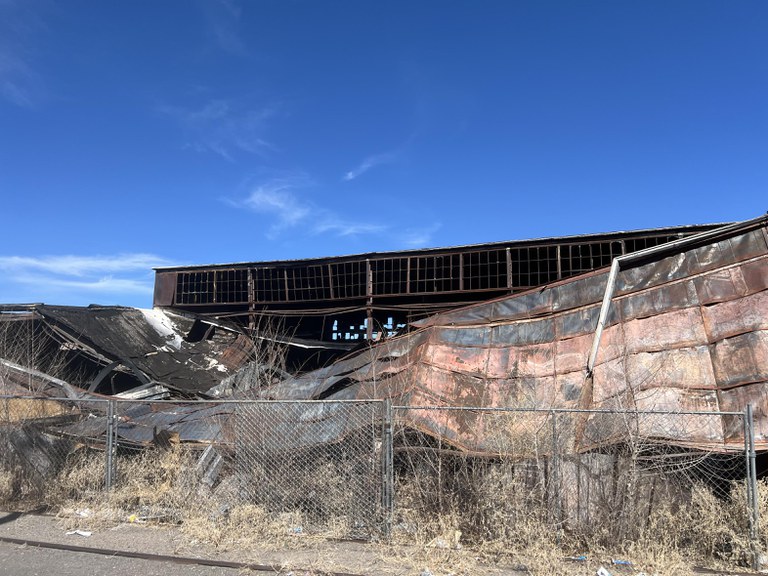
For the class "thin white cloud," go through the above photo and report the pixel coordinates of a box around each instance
[230,177,387,239]
[0,254,172,277]
[160,98,275,161]
[343,151,397,182]
[313,220,386,237]
[0,2,45,108]
[199,0,246,55]
[9,273,155,295]
[241,179,311,234]
[0,253,174,305]
[0,54,34,107]
[401,223,442,248]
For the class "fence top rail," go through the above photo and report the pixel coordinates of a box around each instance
[0,395,110,403]
[0,395,748,417]
[0,395,384,406]
[393,405,747,417]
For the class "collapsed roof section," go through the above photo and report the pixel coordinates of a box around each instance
[0,305,255,398]
[257,215,768,454]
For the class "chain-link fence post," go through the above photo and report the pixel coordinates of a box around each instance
[381,399,394,540]
[104,399,116,490]
[746,404,760,570]
[551,410,561,542]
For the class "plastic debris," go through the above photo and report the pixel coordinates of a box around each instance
[612,559,632,566]
[429,537,449,549]
[66,530,92,537]
[420,570,434,576]
[75,509,91,518]
[567,554,588,561]
[597,567,613,576]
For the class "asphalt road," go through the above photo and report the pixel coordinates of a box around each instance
[0,541,246,576]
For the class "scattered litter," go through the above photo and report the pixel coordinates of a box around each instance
[597,567,613,576]
[66,530,92,537]
[420,570,434,576]
[75,508,91,518]
[428,537,449,549]
[290,526,303,535]
[567,554,588,561]
[125,506,173,523]
[612,559,631,566]
[426,530,462,549]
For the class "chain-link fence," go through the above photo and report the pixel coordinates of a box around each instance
[0,396,110,508]
[392,406,758,564]
[0,396,763,567]
[234,400,386,538]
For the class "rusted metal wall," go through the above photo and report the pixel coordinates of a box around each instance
[262,217,768,454]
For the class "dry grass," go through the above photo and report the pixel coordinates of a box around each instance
[0,398,71,423]
[0,466,14,503]
[2,429,765,575]
[46,446,338,554]
[389,447,767,576]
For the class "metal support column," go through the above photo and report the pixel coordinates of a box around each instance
[366,260,374,341]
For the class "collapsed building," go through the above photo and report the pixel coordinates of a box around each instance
[0,305,257,399]
[152,221,721,370]
[1,215,766,454]
[258,215,768,454]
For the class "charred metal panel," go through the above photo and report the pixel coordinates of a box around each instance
[727,228,768,260]
[555,306,601,339]
[743,258,768,293]
[491,289,556,320]
[492,319,556,346]
[153,271,177,307]
[693,267,750,305]
[552,273,609,313]
[701,290,768,342]
[7,305,254,396]
[618,280,698,321]
[709,331,768,389]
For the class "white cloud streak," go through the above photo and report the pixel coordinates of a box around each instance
[0,54,35,107]
[343,151,397,182]
[199,0,246,55]
[0,254,172,277]
[0,253,174,304]
[8,273,155,295]
[0,2,45,108]
[160,99,275,161]
[400,223,442,248]
[241,179,311,233]
[231,178,387,239]
[313,220,386,237]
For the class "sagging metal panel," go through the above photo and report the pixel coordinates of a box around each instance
[0,305,256,397]
[258,216,768,455]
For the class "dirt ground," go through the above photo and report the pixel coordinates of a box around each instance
[0,509,529,576]
[0,509,749,576]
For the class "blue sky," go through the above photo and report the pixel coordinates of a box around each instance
[1,1,766,308]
